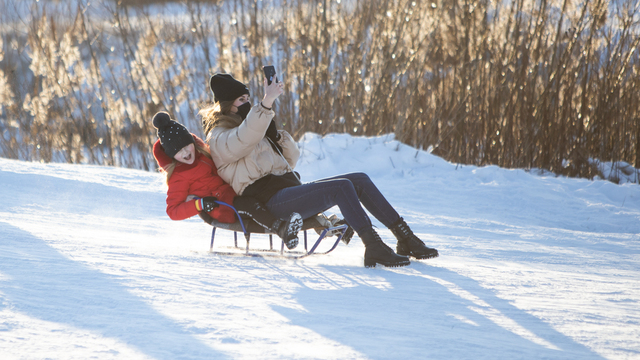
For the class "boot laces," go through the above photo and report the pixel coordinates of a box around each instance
[397,222,412,237]
[372,232,394,253]
[397,222,426,246]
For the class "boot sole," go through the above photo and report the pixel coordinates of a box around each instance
[397,250,439,260]
[364,258,411,268]
[287,214,303,236]
[283,213,303,250]
[284,238,299,250]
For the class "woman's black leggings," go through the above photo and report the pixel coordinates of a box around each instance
[265,172,401,235]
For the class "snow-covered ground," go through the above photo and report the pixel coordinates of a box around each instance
[1,133,639,360]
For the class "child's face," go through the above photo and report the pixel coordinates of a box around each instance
[173,143,196,164]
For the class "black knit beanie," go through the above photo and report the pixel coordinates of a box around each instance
[210,73,250,103]
[152,111,194,158]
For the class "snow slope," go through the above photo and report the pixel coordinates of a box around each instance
[1,133,639,360]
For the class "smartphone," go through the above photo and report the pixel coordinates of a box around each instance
[263,65,277,85]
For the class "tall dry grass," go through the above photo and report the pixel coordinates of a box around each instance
[0,0,639,182]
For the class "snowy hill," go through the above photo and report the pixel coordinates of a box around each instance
[1,133,639,359]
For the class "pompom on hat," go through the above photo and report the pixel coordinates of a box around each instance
[152,111,194,159]
[209,73,250,103]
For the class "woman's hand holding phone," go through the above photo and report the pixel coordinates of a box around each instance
[262,65,283,108]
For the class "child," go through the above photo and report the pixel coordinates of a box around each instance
[152,111,302,249]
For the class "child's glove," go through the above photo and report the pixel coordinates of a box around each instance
[195,197,219,212]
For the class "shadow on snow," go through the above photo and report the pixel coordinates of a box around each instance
[0,223,229,359]
[271,262,605,360]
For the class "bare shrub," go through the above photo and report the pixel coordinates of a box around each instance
[0,0,638,183]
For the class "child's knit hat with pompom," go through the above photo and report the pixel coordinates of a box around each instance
[152,111,194,158]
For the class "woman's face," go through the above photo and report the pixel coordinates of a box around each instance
[173,143,196,165]
[230,94,250,114]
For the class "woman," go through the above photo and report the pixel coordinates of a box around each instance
[151,111,303,249]
[201,73,438,267]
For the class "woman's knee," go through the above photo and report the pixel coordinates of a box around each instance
[344,172,372,189]
[347,172,370,182]
[314,179,357,203]
[329,178,357,195]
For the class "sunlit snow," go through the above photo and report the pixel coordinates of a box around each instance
[1,133,638,359]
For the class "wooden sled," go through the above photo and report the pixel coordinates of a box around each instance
[199,201,348,259]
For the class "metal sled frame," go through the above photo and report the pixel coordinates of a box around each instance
[199,201,348,258]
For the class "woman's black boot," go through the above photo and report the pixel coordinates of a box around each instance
[272,212,303,250]
[359,228,410,268]
[390,218,439,259]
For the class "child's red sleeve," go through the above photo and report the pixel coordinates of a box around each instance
[165,176,199,220]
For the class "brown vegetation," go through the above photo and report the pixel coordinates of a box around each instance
[0,0,638,182]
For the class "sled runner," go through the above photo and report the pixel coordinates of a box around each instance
[199,200,349,258]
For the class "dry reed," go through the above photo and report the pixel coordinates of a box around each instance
[0,0,638,182]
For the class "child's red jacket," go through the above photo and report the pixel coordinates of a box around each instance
[153,135,237,222]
